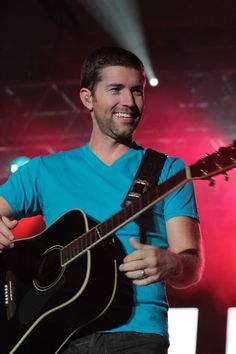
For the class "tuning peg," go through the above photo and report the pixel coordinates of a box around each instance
[209,178,215,187]
[224,172,229,181]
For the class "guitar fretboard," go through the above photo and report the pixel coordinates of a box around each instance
[61,168,188,266]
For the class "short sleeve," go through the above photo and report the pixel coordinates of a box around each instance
[0,157,42,219]
[161,158,199,222]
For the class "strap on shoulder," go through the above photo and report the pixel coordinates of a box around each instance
[121,148,167,207]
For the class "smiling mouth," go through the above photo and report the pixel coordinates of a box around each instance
[113,112,139,123]
[114,112,132,118]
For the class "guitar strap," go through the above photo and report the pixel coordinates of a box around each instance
[122,148,167,207]
[121,148,167,244]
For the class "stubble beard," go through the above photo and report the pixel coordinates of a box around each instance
[95,115,140,142]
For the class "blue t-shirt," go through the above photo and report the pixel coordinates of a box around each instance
[0,144,198,343]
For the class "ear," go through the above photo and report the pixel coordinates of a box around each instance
[80,88,93,110]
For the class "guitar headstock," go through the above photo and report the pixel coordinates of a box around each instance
[190,141,236,180]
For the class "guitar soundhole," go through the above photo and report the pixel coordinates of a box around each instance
[35,246,63,289]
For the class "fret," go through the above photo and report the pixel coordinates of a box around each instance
[87,229,92,247]
[94,225,102,240]
[66,246,69,263]
[91,215,113,246]
[68,242,72,260]
[79,232,88,252]
[63,245,69,264]
[71,242,76,258]
[61,247,66,264]
[74,238,79,255]
[80,233,85,251]
[100,219,107,236]
[91,228,98,243]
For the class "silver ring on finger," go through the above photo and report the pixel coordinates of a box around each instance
[140,269,147,279]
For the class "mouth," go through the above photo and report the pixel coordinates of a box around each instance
[113,112,138,123]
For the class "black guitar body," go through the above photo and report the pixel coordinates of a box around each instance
[0,210,118,354]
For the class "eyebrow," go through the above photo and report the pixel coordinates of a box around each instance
[106,84,144,90]
[132,85,144,91]
[106,84,124,89]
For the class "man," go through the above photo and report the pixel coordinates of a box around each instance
[0,47,203,353]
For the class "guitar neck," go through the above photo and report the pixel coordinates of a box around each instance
[62,167,189,265]
[100,167,188,237]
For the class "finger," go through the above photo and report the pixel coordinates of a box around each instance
[0,234,14,252]
[0,234,11,246]
[122,238,147,263]
[119,260,146,273]
[129,237,144,250]
[133,271,165,286]
[0,223,15,241]
[133,275,158,286]
[123,268,149,280]
[122,238,155,263]
[129,237,154,251]
[2,216,18,229]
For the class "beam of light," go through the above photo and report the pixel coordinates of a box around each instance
[168,308,199,354]
[78,0,158,86]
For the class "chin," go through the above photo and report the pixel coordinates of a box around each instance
[115,132,134,142]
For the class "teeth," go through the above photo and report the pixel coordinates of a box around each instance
[114,113,131,118]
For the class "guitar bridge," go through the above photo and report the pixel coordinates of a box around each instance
[4,271,16,320]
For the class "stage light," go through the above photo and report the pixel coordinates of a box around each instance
[168,308,199,354]
[10,156,30,174]
[149,77,159,87]
[226,308,236,354]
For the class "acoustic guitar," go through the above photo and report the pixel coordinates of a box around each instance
[1,141,236,354]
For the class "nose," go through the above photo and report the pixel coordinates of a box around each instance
[121,90,136,107]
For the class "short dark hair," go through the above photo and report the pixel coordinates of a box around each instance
[80,47,145,93]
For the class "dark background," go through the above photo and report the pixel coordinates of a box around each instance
[1,1,236,353]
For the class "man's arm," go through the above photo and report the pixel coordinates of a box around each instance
[0,196,18,251]
[165,216,203,288]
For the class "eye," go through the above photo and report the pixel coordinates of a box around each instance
[132,88,143,96]
[110,87,121,94]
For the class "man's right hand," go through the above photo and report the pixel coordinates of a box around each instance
[0,216,18,251]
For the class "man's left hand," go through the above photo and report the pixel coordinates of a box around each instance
[119,237,182,286]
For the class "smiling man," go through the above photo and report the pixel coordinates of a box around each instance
[79,50,145,165]
[0,47,203,354]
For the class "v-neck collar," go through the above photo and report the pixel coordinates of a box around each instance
[82,144,139,169]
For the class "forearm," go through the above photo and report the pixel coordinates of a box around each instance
[167,248,203,289]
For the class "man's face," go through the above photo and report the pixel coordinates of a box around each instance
[91,65,145,141]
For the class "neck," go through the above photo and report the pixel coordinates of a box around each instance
[88,133,133,165]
